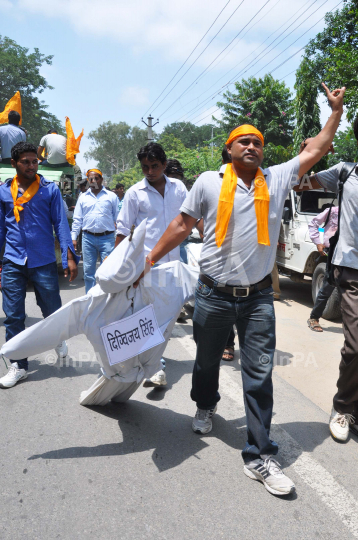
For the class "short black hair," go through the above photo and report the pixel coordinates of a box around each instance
[115,183,124,189]
[137,142,167,164]
[11,142,38,162]
[8,110,21,126]
[47,128,58,134]
[221,147,232,164]
[165,158,184,178]
[353,116,358,142]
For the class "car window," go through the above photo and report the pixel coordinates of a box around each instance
[296,190,337,215]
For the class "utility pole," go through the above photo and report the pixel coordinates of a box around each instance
[141,115,159,142]
[211,125,214,158]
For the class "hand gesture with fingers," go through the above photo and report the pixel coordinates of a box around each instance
[322,82,345,113]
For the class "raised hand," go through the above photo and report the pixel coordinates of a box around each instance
[322,82,345,112]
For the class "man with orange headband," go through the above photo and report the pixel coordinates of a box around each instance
[134,83,346,496]
[71,168,119,293]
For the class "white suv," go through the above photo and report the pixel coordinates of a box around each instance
[276,188,341,320]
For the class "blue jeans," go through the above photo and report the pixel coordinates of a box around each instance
[192,278,277,462]
[82,232,115,293]
[2,258,62,370]
[310,263,336,320]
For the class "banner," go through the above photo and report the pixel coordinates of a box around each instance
[100,304,165,366]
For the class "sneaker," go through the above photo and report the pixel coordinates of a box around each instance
[244,457,295,496]
[192,405,217,434]
[143,369,167,388]
[0,362,28,388]
[55,341,68,359]
[329,407,355,441]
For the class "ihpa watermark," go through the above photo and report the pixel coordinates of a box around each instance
[259,351,318,368]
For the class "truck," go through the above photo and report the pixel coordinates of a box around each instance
[276,187,341,320]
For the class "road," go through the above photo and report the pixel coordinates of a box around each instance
[0,267,357,540]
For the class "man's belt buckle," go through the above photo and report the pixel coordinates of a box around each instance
[232,286,250,298]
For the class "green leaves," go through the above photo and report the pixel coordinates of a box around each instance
[0,35,63,143]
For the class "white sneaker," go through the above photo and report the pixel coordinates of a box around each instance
[329,407,355,441]
[55,341,68,359]
[244,457,295,496]
[0,362,28,389]
[143,369,167,388]
[192,405,217,434]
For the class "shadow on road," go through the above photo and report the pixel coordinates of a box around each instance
[27,357,100,381]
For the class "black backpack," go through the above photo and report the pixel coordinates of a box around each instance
[326,162,357,285]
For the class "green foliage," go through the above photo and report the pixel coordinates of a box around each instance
[0,35,63,143]
[111,163,143,191]
[178,146,222,186]
[293,57,322,155]
[160,122,216,149]
[85,122,148,177]
[327,126,358,167]
[304,0,358,121]
[216,74,294,146]
[156,133,187,156]
[262,143,293,168]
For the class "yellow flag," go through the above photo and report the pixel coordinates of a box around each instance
[65,116,83,166]
[0,91,22,125]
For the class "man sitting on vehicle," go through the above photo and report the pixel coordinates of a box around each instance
[0,111,26,164]
[307,205,339,332]
[37,128,70,167]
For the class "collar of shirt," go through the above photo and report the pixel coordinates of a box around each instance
[138,174,174,194]
[84,186,109,199]
[218,163,267,194]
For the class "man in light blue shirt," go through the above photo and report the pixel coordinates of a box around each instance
[0,111,26,164]
[72,168,119,293]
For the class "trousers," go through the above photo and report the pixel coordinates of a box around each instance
[192,278,277,462]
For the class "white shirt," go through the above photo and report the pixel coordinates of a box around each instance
[180,158,300,286]
[116,175,188,263]
[71,187,119,239]
[39,133,67,164]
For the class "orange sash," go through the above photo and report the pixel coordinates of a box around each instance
[10,175,40,222]
[215,164,270,247]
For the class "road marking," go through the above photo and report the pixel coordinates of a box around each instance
[173,324,358,538]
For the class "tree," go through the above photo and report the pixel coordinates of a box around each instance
[293,57,322,154]
[327,127,358,167]
[0,35,63,144]
[216,74,294,146]
[160,122,216,149]
[85,122,148,176]
[303,0,358,121]
[156,133,187,156]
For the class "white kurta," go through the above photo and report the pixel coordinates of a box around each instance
[1,221,198,405]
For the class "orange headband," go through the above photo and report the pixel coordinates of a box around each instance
[86,168,102,177]
[226,125,264,147]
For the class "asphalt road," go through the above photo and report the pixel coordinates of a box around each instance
[0,267,357,540]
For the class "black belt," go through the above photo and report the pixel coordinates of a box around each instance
[199,273,272,298]
[83,230,114,237]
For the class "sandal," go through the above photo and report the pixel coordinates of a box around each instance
[222,346,235,361]
[307,318,323,332]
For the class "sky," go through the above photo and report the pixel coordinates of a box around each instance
[0,0,348,172]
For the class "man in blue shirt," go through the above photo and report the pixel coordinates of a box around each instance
[0,142,79,389]
[114,183,125,213]
[72,168,119,293]
[0,111,26,164]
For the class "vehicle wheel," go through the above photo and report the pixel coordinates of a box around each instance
[312,263,341,320]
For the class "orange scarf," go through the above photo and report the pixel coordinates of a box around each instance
[10,175,40,222]
[215,163,270,247]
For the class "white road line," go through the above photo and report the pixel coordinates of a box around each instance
[173,325,358,538]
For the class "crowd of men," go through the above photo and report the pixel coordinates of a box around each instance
[0,81,358,498]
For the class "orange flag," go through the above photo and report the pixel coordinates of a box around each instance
[0,91,22,125]
[65,116,84,166]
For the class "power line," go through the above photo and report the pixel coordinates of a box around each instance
[141,0,232,119]
[191,0,343,126]
[172,0,323,124]
[164,0,319,125]
[150,0,245,116]
[156,0,272,119]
